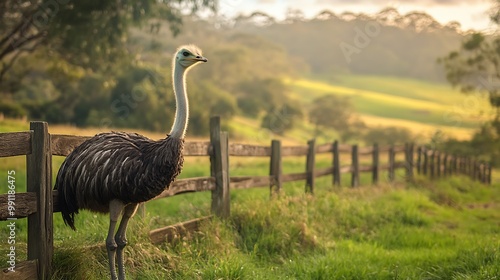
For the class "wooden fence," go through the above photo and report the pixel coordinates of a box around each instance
[0,116,492,279]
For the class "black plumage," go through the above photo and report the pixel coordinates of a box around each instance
[55,132,184,230]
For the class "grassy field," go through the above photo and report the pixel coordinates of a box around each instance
[0,120,498,279]
[0,73,498,279]
[286,75,494,140]
[1,165,498,279]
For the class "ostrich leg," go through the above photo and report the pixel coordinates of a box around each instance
[107,200,125,280]
[115,203,139,280]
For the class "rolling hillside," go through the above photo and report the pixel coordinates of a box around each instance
[0,73,492,143]
[285,75,493,140]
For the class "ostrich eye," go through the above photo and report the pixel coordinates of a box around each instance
[182,51,190,57]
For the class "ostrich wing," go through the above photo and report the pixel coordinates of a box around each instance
[55,132,184,213]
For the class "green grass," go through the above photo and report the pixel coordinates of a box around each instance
[1,149,499,280]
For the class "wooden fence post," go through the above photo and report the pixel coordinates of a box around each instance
[487,162,492,185]
[476,161,487,184]
[464,157,469,175]
[451,155,458,175]
[443,154,448,177]
[458,156,462,175]
[465,157,468,175]
[416,146,422,174]
[436,151,441,178]
[463,157,467,175]
[468,158,473,177]
[269,140,282,197]
[332,141,341,187]
[372,143,379,185]
[306,139,316,194]
[351,145,359,187]
[472,159,478,181]
[27,121,53,280]
[429,151,435,179]
[388,145,395,182]
[423,148,428,175]
[405,143,414,182]
[210,116,230,218]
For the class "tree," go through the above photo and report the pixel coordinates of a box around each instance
[0,0,215,84]
[439,33,500,113]
[438,0,500,164]
[261,102,303,135]
[237,78,287,117]
[309,95,356,135]
[439,1,500,120]
[363,126,413,146]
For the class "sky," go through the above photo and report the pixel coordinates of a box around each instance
[217,0,495,31]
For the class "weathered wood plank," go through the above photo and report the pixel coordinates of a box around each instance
[443,154,449,177]
[340,165,352,174]
[338,144,352,153]
[372,143,379,185]
[388,146,395,182]
[27,122,52,280]
[393,145,406,153]
[229,143,271,157]
[0,260,38,280]
[405,143,414,182]
[436,152,442,178]
[359,165,373,172]
[282,172,308,183]
[487,162,492,184]
[429,151,435,179]
[378,145,405,153]
[316,143,333,154]
[149,216,212,245]
[52,134,211,157]
[358,146,373,155]
[378,164,389,171]
[394,161,407,169]
[51,134,90,156]
[378,145,391,153]
[333,141,341,186]
[281,145,308,156]
[154,177,215,200]
[0,192,37,220]
[315,166,333,177]
[305,139,315,194]
[269,140,282,196]
[416,146,422,174]
[0,131,31,157]
[210,117,230,219]
[351,145,359,187]
[230,176,272,189]
[423,149,429,175]
[184,141,211,156]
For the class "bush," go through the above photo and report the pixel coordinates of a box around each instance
[0,101,26,118]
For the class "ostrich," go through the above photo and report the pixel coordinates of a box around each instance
[54,45,207,280]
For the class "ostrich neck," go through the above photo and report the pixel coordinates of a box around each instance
[169,63,189,139]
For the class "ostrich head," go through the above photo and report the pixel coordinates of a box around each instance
[175,45,208,68]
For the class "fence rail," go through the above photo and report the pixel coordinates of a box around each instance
[0,116,492,280]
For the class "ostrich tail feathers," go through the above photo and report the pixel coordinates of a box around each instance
[62,211,77,231]
[55,182,78,231]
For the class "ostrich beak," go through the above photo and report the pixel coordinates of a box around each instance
[195,56,208,62]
